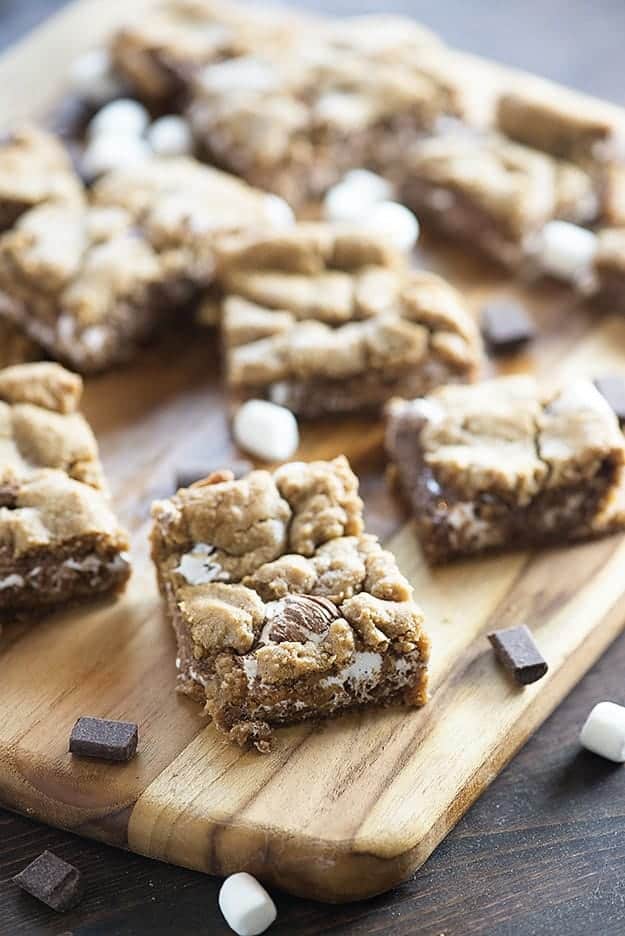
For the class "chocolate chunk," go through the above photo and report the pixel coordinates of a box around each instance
[594,375,625,425]
[487,625,548,685]
[264,594,341,643]
[13,851,83,912]
[175,459,252,490]
[69,716,138,761]
[481,301,536,353]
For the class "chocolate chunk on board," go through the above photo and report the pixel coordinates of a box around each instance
[487,625,548,685]
[69,716,138,761]
[594,375,625,425]
[481,301,536,353]
[13,851,83,912]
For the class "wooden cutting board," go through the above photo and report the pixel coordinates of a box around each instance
[2,0,625,905]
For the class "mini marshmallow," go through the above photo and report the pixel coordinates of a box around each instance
[68,48,123,102]
[82,134,151,178]
[87,98,150,140]
[200,56,279,96]
[363,201,420,253]
[343,169,394,203]
[323,170,394,223]
[580,701,625,762]
[233,400,299,462]
[218,873,277,936]
[263,194,295,229]
[536,220,598,281]
[147,116,193,157]
[323,182,365,223]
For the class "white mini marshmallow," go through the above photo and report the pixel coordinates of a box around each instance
[323,170,394,223]
[147,115,193,157]
[87,98,150,140]
[537,220,598,281]
[323,182,365,223]
[218,873,277,936]
[342,169,394,203]
[263,193,295,229]
[314,91,371,130]
[363,201,420,253]
[82,134,151,178]
[200,56,279,96]
[233,400,299,462]
[68,48,123,102]
[580,701,625,762]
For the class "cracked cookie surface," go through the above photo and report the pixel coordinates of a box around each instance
[0,362,130,615]
[0,158,276,373]
[401,133,599,267]
[151,456,429,751]
[220,224,481,416]
[386,375,625,562]
[0,125,83,233]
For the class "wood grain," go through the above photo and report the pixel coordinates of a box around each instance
[2,0,625,914]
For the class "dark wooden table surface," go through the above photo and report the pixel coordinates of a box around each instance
[2,1,625,934]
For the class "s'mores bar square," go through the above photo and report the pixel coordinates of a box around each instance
[0,363,130,615]
[0,126,83,233]
[111,0,308,108]
[188,47,464,205]
[386,376,625,563]
[496,77,625,168]
[151,456,430,751]
[0,158,283,373]
[400,134,599,268]
[220,224,481,417]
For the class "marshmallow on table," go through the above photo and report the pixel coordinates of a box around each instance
[218,873,277,936]
[82,135,151,178]
[147,116,193,157]
[343,169,394,203]
[580,701,625,762]
[68,48,124,103]
[233,400,299,462]
[535,220,598,282]
[87,98,150,140]
[362,201,420,253]
[262,194,295,230]
[323,169,394,222]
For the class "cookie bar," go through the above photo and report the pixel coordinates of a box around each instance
[0,126,83,232]
[188,48,465,205]
[92,156,285,258]
[111,0,308,108]
[496,77,625,168]
[386,376,625,563]
[400,133,599,268]
[0,362,130,614]
[219,224,481,417]
[151,456,430,751]
[0,159,280,372]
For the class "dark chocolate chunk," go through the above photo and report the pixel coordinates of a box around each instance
[175,459,252,490]
[69,716,138,762]
[481,301,536,353]
[594,375,625,425]
[487,625,548,685]
[13,851,83,912]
